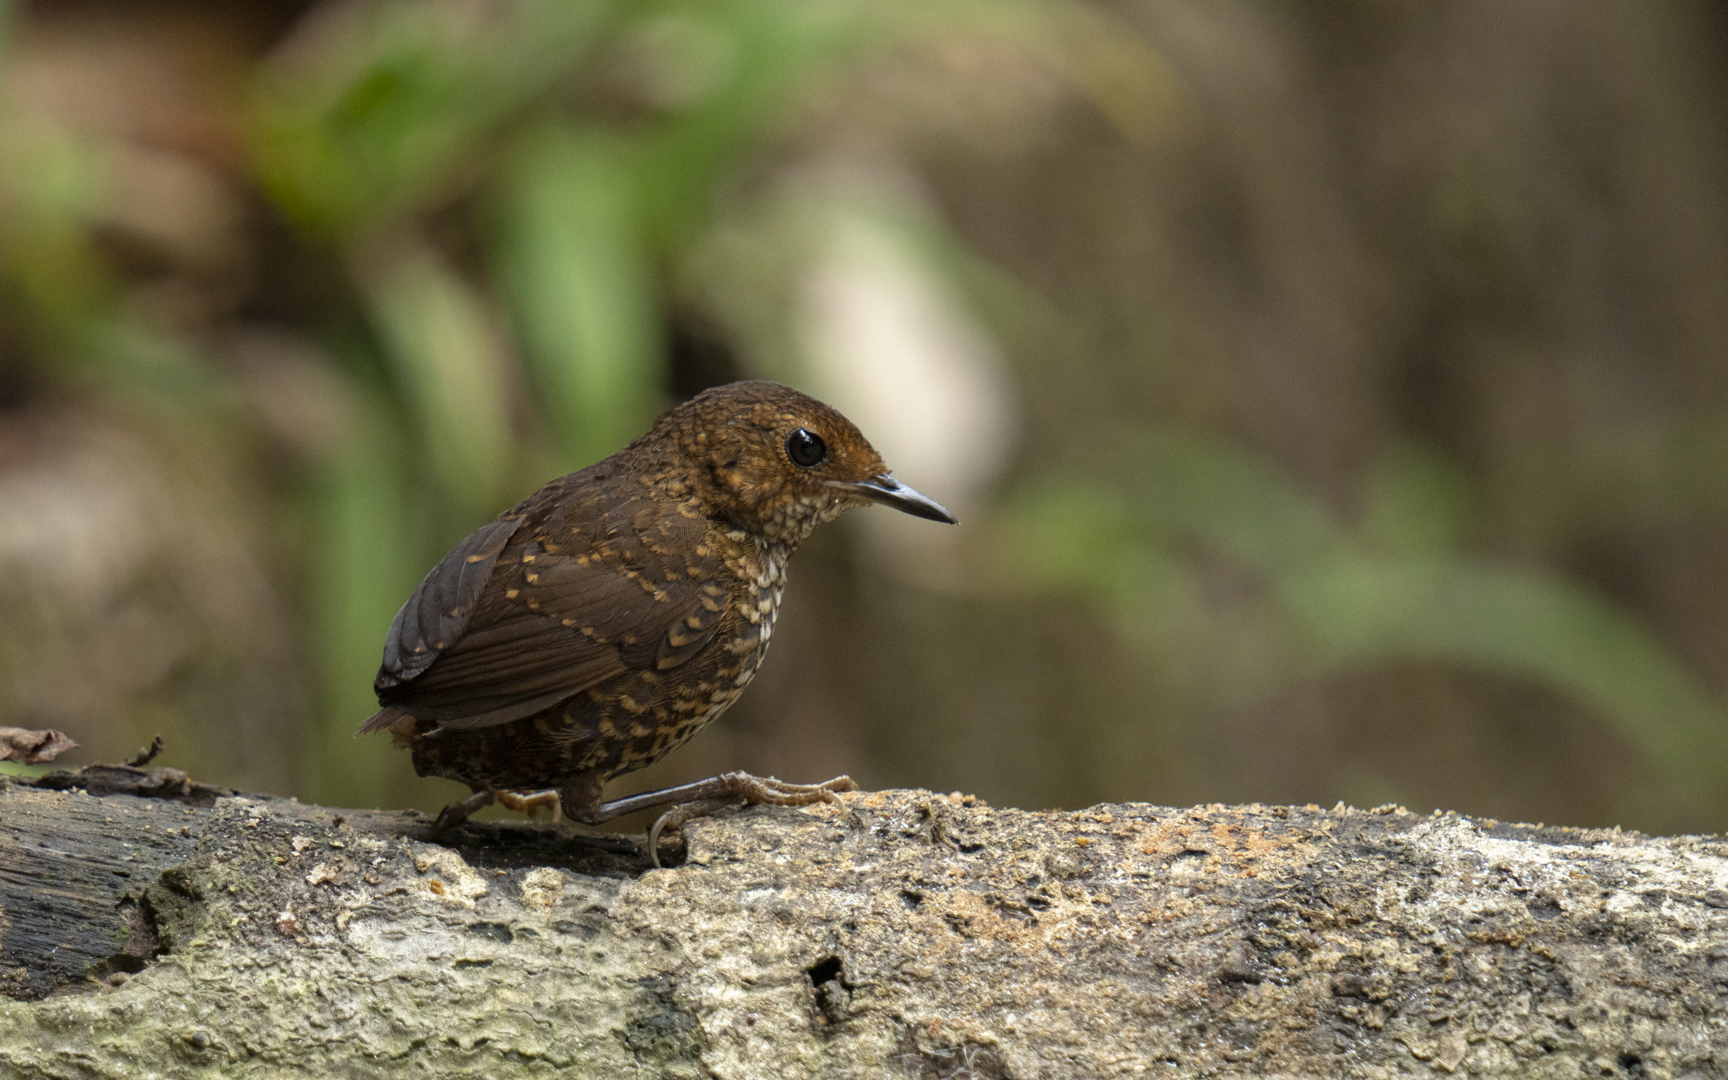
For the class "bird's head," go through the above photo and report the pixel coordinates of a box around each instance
[662,380,956,545]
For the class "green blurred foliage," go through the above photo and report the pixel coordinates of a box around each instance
[0,0,1723,833]
[495,125,663,467]
[997,436,1728,816]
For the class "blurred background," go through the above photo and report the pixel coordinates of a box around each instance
[2,0,1728,835]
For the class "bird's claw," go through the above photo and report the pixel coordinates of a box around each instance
[644,774,861,868]
[433,789,497,832]
[648,798,734,868]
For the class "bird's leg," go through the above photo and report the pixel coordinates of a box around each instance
[433,788,497,831]
[556,772,606,823]
[434,787,565,832]
[495,788,563,822]
[590,771,859,822]
[579,771,860,867]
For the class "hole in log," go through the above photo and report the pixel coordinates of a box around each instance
[85,895,165,985]
[806,955,853,1029]
[807,955,843,987]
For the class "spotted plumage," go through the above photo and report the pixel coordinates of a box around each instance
[361,380,955,834]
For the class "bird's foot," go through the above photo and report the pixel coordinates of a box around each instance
[647,798,738,868]
[625,772,861,868]
[433,789,497,832]
[496,788,563,822]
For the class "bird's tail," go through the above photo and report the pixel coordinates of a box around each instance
[357,706,415,738]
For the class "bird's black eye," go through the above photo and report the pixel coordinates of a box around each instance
[786,428,826,468]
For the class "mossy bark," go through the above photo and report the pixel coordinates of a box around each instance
[3,770,1727,1078]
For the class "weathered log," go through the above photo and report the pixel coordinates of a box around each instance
[2,768,1726,1078]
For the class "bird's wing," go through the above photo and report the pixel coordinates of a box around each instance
[365,498,729,732]
[374,516,525,689]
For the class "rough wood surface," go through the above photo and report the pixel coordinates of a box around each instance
[2,770,1727,1078]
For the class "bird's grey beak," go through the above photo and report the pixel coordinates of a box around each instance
[829,474,958,524]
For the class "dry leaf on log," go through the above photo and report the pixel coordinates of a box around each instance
[0,727,78,765]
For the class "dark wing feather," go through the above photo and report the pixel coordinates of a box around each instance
[367,493,728,732]
[375,516,523,689]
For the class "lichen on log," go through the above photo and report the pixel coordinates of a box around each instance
[2,770,1727,1078]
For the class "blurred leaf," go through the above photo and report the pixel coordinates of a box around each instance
[0,122,113,353]
[1134,433,1346,573]
[1360,444,1471,557]
[253,0,613,235]
[303,398,417,806]
[0,119,230,416]
[996,479,1152,597]
[1280,558,1728,803]
[364,241,513,515]
[86,322,227,417]
[495,125,662,467]
[636,0,861,248]
[1000,433,1728,807]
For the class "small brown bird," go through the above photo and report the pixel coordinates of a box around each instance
[361,380,954,857]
